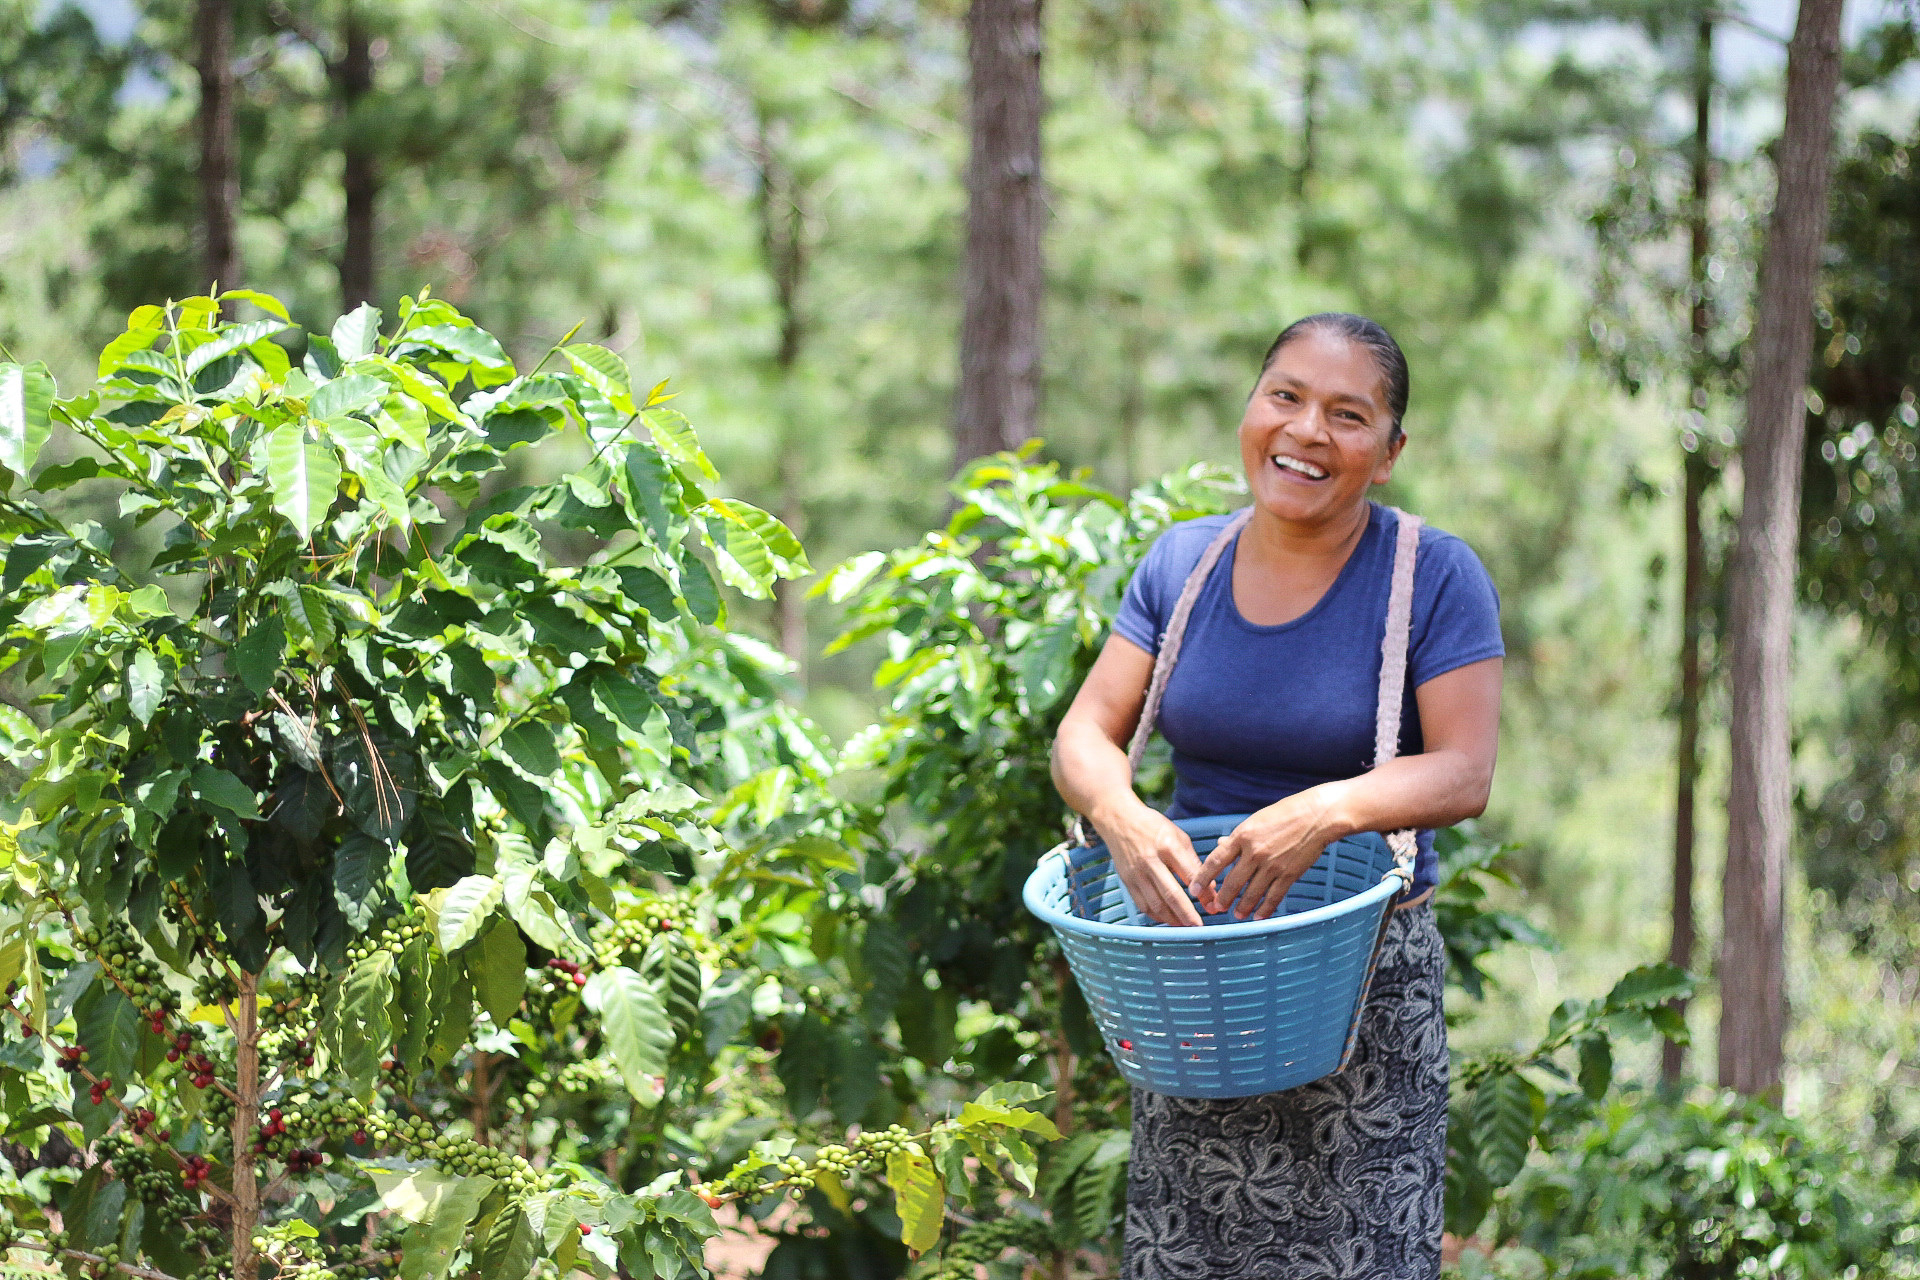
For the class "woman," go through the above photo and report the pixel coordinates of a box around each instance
[1050,313,1504,1279]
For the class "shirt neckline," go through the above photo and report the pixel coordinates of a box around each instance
[1216,502,1387,634]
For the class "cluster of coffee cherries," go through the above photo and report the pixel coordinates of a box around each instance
[192,969,239,1009]
[554,1062,609,1096]
[162,882,219,952]
[590,897,693,971]
[344,912,427,967]
[699,1125,921,1204]
[55,1044,90,1073]
[543,958,588,989]
[185,1256,233,1280]
[202,1088,237,1133]
[164,1025,220,1088]
[98,1135,219,1248]
[76,921,178,1025]
[267,1227,402,1280]
[179,1153,214,1191]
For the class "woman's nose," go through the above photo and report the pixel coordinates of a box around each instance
[1284,403,1330,442]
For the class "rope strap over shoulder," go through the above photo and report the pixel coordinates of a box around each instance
[1374,509,1423,876]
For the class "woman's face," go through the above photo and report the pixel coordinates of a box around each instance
[1238,328,1404,530]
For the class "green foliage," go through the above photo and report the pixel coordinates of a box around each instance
[1466,1094,1920,1279]
[0,294,1045,1280]
[1445,962,1695,1239]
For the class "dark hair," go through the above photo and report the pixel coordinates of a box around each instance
[1258,312,1410,442]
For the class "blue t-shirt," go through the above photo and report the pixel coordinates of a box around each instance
[1112,503,1504,897]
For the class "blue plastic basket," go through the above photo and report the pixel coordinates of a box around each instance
[1022,814,1407,1099]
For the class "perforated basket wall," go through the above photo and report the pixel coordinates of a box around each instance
[1023,814,1404,1099]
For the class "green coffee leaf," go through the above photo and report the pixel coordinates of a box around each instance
[438,874,503,953]
[183,319,290,375]
[475,1203,538,1280]
[0,362,55,479]
[267,423,343,538]
[232,615,285,695]
[126,649,165,726]
[1469,1070,1538,1187]
[308,374,387,421]
[333,304,382,361]
[474,917,527,1025]
[190,765,260,820]
[885,1145,943,1255]
[562,344,634,412]
[583,966,671,1106]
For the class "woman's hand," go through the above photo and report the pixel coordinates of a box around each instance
[1096,800,1206,927]
[1189,790,1339,920]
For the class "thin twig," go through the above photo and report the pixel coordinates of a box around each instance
[7,1239,183,1280]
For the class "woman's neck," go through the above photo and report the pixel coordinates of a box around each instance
[1240,498,1373,568]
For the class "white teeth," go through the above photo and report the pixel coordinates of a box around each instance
[1272,455,1327,479]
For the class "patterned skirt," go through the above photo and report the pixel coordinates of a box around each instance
[1122,903,1449,1280]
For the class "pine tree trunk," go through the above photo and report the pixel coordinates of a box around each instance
[337,8,377,309]
[754,109,812,675]
[1720,0,1845,1100]
[195,0,240,296]
[954,0,1045,469]
[1663,14,1713,1090]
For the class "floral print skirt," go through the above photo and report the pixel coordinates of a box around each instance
[1122,903,1449,1280]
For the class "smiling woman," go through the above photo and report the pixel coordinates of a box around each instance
[1049,313,1505,1279]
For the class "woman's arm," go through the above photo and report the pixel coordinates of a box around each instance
[1191,656,1504,919]
[1052,635,1207,926]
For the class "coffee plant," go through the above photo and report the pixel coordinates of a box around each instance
[0,294,1054,1280]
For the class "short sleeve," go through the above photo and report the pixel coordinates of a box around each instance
[1111,526,1186,655]
[1407,529,1504,688]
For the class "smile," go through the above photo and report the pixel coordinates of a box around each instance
[1271,454,1328,480]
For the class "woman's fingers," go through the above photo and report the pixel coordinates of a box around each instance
[1248,875,1292,921]
[1190,836,1240,913]
[1144,858,1202,927]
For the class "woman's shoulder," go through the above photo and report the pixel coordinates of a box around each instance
[1391,508,1491,579]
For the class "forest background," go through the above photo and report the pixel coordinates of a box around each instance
[5,0,1920,1274]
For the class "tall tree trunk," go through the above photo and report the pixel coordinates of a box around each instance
[1720,0,1844,1099]
[337,7,377,308]
[755,110,812,675]
[1295,0,1318,267]
[195,0,240,296]
[1663,14,1713,1091]
[953,0,1045,469]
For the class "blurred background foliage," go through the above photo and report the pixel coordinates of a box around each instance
[7,0,1920,1272]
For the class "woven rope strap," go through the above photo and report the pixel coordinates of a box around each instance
[1337,507,1423,1071]
[1123,507,1254,774]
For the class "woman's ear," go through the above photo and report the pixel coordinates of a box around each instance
[1371,430,1407,485]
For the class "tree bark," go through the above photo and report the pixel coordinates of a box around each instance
[1295,0,1319,269]
[1720,0,1845,1099]
[953,0,1045,469]
[195,0,240,296]
[753,109,812,675]
[336,7,377,309]
[1663,14,1713,1091]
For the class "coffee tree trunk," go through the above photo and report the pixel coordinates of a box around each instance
[1664,13,1713,1090]
[337,7,377,308]
[1720,0,1844,1099]
[953,0,1045,469]
[195,0,240,295]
